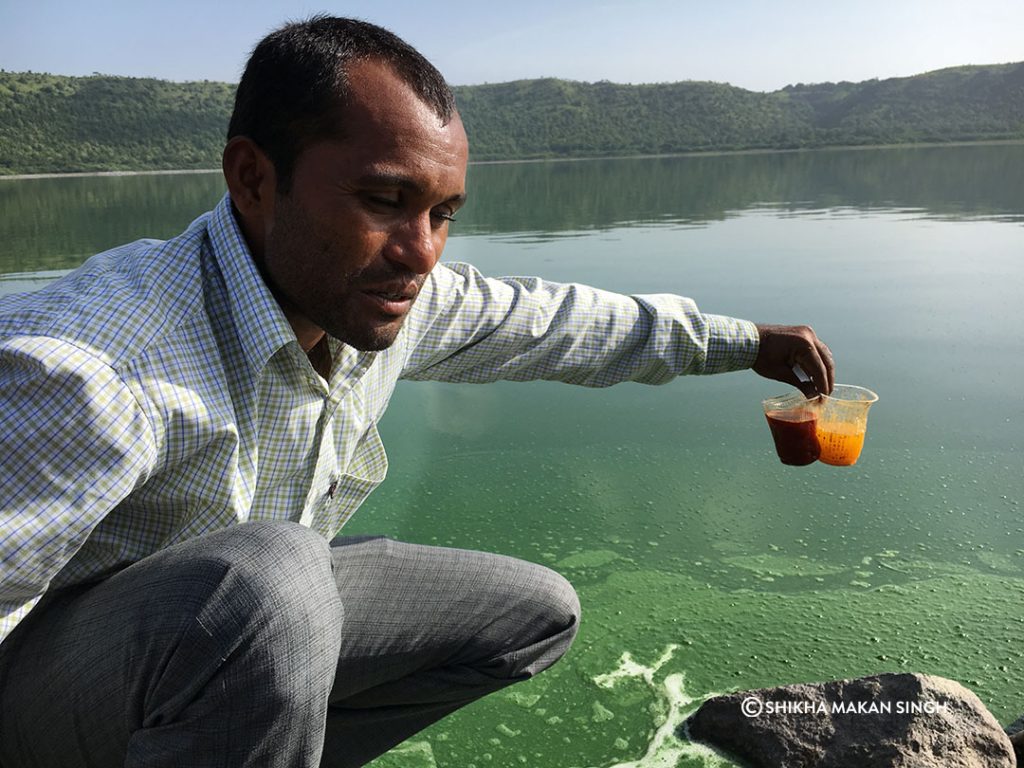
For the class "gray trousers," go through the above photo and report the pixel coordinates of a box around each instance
[0,522,580,767]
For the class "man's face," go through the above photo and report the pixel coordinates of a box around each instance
[259,59,469,352]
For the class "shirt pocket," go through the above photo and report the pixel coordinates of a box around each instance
[311,421,388,540]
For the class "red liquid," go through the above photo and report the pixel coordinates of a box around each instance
[765,410,820,466]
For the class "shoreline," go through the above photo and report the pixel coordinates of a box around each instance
[469,138,1024,166]
[0,168,224,181]
[2,138,1022,180]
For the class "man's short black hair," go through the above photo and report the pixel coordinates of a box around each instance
[227,15,457,192]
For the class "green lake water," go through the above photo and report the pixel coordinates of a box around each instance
[2,144,1023,767]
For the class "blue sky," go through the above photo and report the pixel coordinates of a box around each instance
[2,0,1022,91]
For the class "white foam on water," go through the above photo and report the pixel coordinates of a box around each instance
[382,739,437,767]
[591,645,732,768]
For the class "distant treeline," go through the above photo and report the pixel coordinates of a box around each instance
[1,63,1023,175]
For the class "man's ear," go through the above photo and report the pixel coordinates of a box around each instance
[222,136,277,226]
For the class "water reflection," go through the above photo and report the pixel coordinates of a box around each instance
[1,143,1021,273]
[458,143,1024,238]
[0,171,225,274]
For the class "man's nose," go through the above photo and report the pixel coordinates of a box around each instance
[385,215,441,275]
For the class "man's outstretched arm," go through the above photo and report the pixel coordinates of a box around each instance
[399,262,832,392]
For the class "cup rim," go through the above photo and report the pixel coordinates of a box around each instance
[821,384,878,404]
[762,391,817,410]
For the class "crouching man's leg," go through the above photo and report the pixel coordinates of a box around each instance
[321,537,581,768]
[0,522,344,768]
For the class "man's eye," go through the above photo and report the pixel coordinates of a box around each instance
[367,195,400,209]
[432,210,457,224]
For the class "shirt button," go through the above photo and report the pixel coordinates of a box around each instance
[327,480,338,499]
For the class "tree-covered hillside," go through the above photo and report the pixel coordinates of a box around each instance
[0,72,233,174]
[782,63,1024,145]
[0,63,1022,174]
[453,78,816,159]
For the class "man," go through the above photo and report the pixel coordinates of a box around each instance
[0,16,834,768]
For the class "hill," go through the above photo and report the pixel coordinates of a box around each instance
[0,73,234,174]
[0,63,1022,174]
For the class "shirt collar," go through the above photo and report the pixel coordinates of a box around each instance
[206,192,297,375]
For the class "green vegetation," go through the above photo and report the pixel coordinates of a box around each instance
[0,72,233,174]
[1,62,1022,174]
[454,78,815,159]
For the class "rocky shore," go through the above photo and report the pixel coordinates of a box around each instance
[684,672,1020,766]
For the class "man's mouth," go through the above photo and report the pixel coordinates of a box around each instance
[363,282,420,316]
[370,289,413,301]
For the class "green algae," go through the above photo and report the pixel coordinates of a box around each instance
[977,550,1024,574]
[720,552,850,578]
[368,562,1024,767]
[558,549,631,569]
[371,740,438,767]
[505,690,543,709]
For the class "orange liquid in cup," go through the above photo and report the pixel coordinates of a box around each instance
[816,423,866,466]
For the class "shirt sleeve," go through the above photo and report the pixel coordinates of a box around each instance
[0,336,156,642]
[399,261,760,386]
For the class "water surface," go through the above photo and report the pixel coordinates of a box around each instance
[3,144,1023,767]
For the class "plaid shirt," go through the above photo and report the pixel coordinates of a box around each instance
[0,192,759,645]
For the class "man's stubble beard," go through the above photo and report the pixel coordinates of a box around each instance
[261,197,423,353]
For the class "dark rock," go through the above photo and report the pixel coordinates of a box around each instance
[1010,732,1024,765]
[1006,712,1024,736]
[684,672,1014,767]
[1004,713,1024,764]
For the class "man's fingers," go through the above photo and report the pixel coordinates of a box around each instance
[804,339,835,395]
[754,323,835,396]
[818,341,835,394]
[791,363,819,398]
[795,343,833,397]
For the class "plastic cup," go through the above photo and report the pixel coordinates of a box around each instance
[762,391,822,466]
[815,385,879,466]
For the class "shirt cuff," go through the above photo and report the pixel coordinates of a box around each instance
[703,315,760,374]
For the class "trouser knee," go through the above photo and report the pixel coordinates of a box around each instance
[148,522,345,708]
[480,560,581,681]
[530,565,582,663]
[194,521,344,652]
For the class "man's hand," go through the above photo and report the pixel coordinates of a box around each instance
[753,324,835,397]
